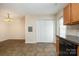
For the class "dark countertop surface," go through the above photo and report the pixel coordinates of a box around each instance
[56,35,79,45]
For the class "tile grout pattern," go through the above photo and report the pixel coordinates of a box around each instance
[0,40,56,56]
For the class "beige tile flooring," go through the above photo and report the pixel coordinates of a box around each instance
[0,40,56,56]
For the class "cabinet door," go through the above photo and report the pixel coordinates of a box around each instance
[64,4,71,25]
[71,4,79,23]
[56,36,60,56]
[77,46,79,56]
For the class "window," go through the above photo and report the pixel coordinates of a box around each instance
[59,17,67,38]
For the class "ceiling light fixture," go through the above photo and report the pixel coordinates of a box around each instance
[4,13,13,23]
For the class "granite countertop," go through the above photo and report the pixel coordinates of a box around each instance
[56,35,79,45]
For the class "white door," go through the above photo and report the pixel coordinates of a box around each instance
[36,20,54,43]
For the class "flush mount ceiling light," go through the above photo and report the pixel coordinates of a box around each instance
[4,13,13,23]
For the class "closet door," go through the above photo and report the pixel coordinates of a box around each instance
[36,20,54,43]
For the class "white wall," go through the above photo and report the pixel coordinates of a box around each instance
[8,17,25,39]
[0,17,8,41]
[25,16,36,43]
[25,15,56,43]
[0,16,25,42]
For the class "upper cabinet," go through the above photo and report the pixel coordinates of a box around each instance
[64,3,79,25]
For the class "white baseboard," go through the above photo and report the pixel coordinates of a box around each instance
[0,39,8,42]
[25,41,37,44]
[25,41,56,44]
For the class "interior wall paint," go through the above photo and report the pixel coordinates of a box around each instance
[0,16,25,42]
[0,17,8,41]
[25,15,56,43]
[25,16,36,43]
[8,17,25,39]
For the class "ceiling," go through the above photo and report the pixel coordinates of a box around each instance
[0,3,67,17]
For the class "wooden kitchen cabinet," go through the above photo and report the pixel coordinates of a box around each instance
[64,4,71,25]
[77,46,79,56]
[56,36,60,56]
[64,3,79,25]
